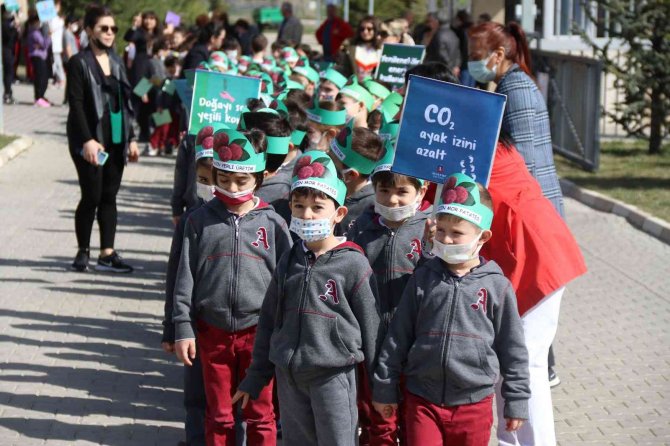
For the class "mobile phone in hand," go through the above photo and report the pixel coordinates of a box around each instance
[79,149,109,166]
[97,151,109,165]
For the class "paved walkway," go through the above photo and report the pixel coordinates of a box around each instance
[1,83,668,446]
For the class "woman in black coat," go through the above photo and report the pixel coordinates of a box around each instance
[66,4,140,273]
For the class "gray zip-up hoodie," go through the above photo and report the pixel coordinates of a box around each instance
[373,258,530,420]
[238,241,382,399]
[256,167,291,223]
[336,183,375,237]
[172,198,293,340]
[163,198,205,343]
[353,205,431,328]
[256,152,302,225]
[171,135,198,217]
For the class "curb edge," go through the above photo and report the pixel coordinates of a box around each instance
[560,178,670,246]
[0,136,34,169]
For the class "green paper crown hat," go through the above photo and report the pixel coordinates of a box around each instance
[321,68,348,89]
[380,91,403,124]
[436,173,493,230]
[208,51,233,72]
[291,151,347,206]
[329,120,379,175]
[195,123,230,160]
[363,79,391,100]
[339,84,375,112]
[306,103,347,126]
[293,65,320,85]
[371,126,424,185]
[371,140,396,178]
[239,108,291,155]
[378,118,400,143]
[211,129,266,173]
[285,79,305,90]
[281,47,299,63]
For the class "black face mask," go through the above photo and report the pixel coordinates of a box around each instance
[93,37,113,51]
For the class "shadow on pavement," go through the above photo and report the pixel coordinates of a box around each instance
[0,308,183,441]
[0,418,182,445]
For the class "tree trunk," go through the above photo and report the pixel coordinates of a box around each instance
[649,85,662,154]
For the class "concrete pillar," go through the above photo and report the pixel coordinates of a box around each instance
[471,0,505,23]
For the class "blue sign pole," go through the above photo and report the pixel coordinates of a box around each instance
[391,75,506,186]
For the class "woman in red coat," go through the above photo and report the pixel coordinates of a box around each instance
[481,137,586,446]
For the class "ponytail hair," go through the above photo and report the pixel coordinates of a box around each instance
[468,21,533,77]
[505,22,532,77]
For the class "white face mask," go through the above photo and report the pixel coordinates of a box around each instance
[468,54,498,84]
[290,212,337,242]
[214,185,255,205]
[432,232,483,264]
[225,50,238,60]
[215,185,254,198]
[374,198,419,222]
[196,182,214,201]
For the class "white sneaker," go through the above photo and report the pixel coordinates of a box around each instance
[144,144,158,156]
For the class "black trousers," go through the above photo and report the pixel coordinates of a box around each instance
[70,146,125,251]
[30,56,48,101]
[2,48,13,97]
[132,96,152,142]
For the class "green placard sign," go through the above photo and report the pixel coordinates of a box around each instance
[375,43,426,89]
[188,70,262,136]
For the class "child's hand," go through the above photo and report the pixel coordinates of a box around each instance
[372,401,397,419]
[128,141,140,162]
[161,341,175,353]
[232,390,250,409]
[505,418,524,432]
[141,94,149,104]
[422,218,436,250]
[175,339,196,366]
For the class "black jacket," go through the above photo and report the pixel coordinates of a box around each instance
[66,47,136,156]
[181,43,210,74]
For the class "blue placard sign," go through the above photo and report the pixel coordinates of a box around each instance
[36,0,58,22]
[391,75,506,186]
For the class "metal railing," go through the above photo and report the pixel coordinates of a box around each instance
[531,50,602,171]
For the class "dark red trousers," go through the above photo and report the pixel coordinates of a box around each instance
[149,111,180,150]
[404,391,493,446]
[196,321,276,446]
[357,363,401,446]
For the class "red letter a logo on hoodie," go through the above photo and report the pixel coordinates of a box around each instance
[319,279,339,304]
[252,227,269,250]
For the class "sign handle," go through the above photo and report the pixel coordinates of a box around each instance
[426,183,443,253]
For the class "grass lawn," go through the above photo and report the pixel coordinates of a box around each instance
[555,139,670,222]
[0,134,17,151]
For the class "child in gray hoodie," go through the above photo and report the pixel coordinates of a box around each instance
[173,128,292,446]
[353,141,432,445]
[373,173,530,445]
[328,122,385,237]
[162,126,221,446]
[233,151,381,446]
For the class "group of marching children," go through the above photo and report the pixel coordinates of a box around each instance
[161,49,585,446]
